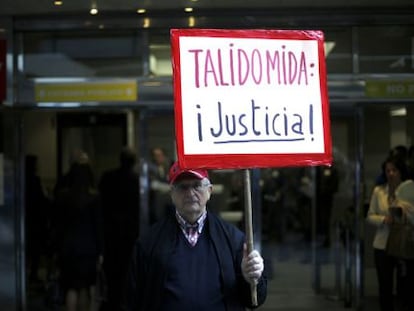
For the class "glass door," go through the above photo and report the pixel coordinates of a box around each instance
[56,111,127,183]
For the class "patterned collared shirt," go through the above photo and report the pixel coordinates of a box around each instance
[175,211,207,246]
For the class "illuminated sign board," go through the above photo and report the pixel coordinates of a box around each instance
[35,80,138,102]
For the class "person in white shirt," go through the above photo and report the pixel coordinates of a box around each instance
[367,154,414,311]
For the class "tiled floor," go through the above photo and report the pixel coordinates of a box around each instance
[259,234,381,311]
[260,256,380,311]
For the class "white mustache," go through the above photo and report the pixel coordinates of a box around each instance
[184,199,198,204]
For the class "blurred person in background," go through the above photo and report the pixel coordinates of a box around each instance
[54,155,103,311]
[25,154,51,284]
[148,147,174,223]
[99,146,140,311]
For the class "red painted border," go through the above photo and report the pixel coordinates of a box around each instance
[170,29,332,169]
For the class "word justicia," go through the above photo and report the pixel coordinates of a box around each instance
[186,42,316,88]
[195,100,314,144]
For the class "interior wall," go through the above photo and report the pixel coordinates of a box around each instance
[23,111,56,195]
[146,114,176,160]
[406,107,414,145]
[363,107,391,201]
[390,115,407,148]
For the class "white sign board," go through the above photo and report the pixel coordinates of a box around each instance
[171,29,331,169]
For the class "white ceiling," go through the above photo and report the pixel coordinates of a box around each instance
[1,0,413,16]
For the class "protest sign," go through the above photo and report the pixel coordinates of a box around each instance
[171,29,331,169]
[171,29,332,306]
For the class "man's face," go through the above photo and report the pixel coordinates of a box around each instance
[171,177,212,223]
[152,148,165,165]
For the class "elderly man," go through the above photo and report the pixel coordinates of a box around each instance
[125,161,267,311]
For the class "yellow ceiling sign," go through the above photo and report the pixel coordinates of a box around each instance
[366,80,414,98]
[35,81,138,102]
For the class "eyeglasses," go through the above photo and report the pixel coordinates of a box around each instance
[172,181,211,193]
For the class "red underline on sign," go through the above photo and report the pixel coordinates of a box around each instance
[213,138,306,144]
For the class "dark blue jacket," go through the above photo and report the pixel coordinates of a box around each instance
[125,212,267,310]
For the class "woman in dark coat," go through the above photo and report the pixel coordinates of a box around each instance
[54,161,103,311]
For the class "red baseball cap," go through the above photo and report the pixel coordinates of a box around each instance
[168,161,209,184]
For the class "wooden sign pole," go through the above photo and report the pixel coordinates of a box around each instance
[243,169,258,306]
